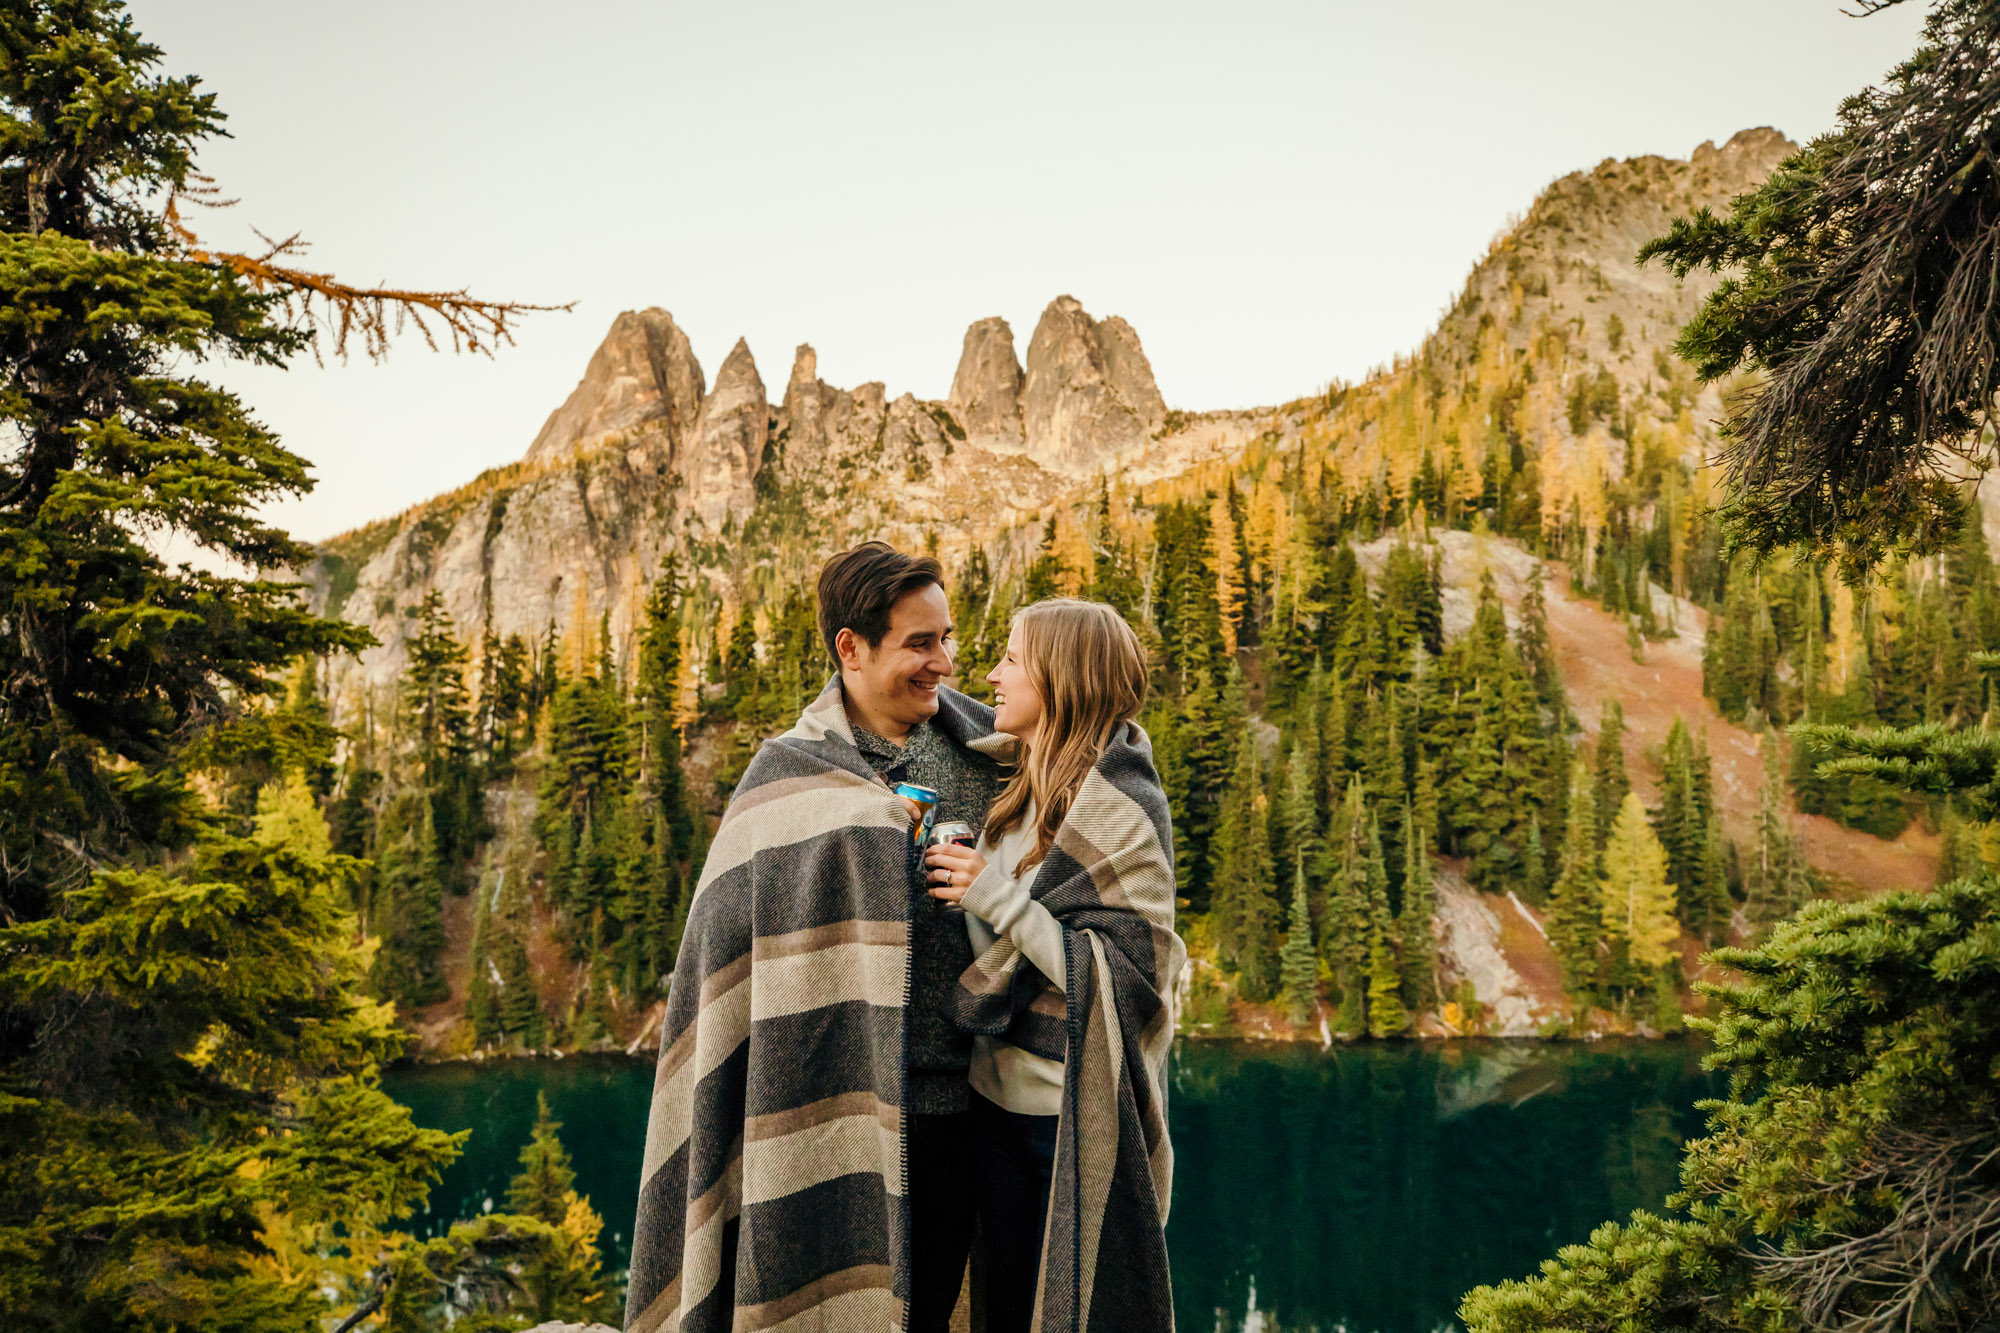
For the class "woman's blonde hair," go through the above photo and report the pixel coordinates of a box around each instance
[985,598,1148,870]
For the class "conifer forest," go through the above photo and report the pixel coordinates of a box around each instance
[7,1,2000,1331]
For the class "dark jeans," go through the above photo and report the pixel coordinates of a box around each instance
[970,1091,1060,1333]
[908,1111,976,1333]
[906,1098,1061,1333]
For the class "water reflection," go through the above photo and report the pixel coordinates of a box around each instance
[380,1038,1717,1333]
[1167,1039,1717,1333]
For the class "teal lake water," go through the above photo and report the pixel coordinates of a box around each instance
[382,1038,1718,1332]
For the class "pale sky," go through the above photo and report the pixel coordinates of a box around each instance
[130,1,1928,543]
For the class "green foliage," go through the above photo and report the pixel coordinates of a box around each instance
[1462,872,2000,1332]
[1398,807,1438,1017]
[1210,719,1280,1001]
[1547,758,1604,1006]
[1639,0,2000,570]
[0,776,463,1330]
[1278,864,1318,1026]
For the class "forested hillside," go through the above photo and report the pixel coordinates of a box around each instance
[271,125,1977,1051]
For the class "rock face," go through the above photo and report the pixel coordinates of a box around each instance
[948,316,1025,450]
[309,127,1797,709]
[1020,295,1167,476]
[680,338,767,532]
[524,308,704,466]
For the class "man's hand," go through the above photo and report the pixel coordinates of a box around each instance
[923,842,987,905]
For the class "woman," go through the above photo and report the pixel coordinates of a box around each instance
[923,597,1183,1333]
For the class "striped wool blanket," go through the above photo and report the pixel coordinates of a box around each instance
[624,677,1183,1333]
[945,720,1185,1333]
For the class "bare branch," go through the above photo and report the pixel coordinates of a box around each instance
[162,190,571,362]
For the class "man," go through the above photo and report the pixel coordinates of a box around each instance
[625,541,1003,1333]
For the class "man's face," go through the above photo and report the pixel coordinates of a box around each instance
[839,584,956,730]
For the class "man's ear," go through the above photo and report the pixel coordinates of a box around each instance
[833,626,861,671]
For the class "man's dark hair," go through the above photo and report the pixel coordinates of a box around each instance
[816,541,946,664]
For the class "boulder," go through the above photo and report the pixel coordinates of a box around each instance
[524,308,704,466]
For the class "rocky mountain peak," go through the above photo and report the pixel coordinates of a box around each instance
[1020,295,1168,477]
[680,337,767,531]
[524,308,704,466]
[948,316,1025,450]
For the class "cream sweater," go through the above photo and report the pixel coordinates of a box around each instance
[960,802,1067,1117]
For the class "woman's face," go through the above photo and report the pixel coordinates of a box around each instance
[988,623,1045,741]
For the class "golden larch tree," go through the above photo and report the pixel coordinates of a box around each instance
[1599,792,1680,968]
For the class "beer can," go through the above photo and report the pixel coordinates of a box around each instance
[893,782,940,844]
[925,821,979,912]
[926,820,978,849]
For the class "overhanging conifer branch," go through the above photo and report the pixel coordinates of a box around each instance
[163,187,571,361]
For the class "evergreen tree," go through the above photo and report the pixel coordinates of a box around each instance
[1519,812,1548,906]
[1593,698,1629,850]
[1210,732,1280,999]
[1328,778,1374,1034]
[1024,514,1065,603]
[1278,863,1319,1026]
[0,775,462,1329]
[1517,563,1562,708]
[1599,792,1680,973]
[371,792,450,1007]
[1366,926,1410,1038]
[1547,758,1603,1004]
[505,1094,613,1324]
[1397,803,1438,1017]
[1084,480,1144,620]
[496,927,545,1047]
[1651,716,1704,920]
[1748,730,1810,928]
[509,1093,578,1225]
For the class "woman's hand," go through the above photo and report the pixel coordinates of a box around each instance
[923,841,987,905]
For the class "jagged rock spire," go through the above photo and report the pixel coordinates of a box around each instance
[525,308,704,466]
[1020,295,1166,476]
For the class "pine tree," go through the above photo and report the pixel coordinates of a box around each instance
[1748,730,1810,928]
[1520,812,1548,905]
[496,927,545,1047]
[1651,716,1703,919]
[1397,804,1438,1017]
[1518,563,1562,707]
[1085,480,1144,620]
[1024,514,1065,603]
[1366,925,1410,1038]
[1547,757,1604,1004]
[1600,793,1680,972]
[1278,863,1319,1026]
[1210,732,1280,999]
[1693,814,1732,946]
[509,1093,579,1225]
[371,792,450,1007]
[1328,778,1374,1034]
[506,1094,612,1324]
[1593,698,1629,849]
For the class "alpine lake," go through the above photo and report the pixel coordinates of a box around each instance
[382,1037,1720,1333]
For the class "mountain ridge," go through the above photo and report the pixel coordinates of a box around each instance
[307,127,1794,713]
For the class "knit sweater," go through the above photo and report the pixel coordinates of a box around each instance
[961,799,1068,1116]
[850,707,1003,1115]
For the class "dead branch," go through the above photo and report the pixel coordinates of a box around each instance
[1751,1119,2000,1333]
[163,188,570,362]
